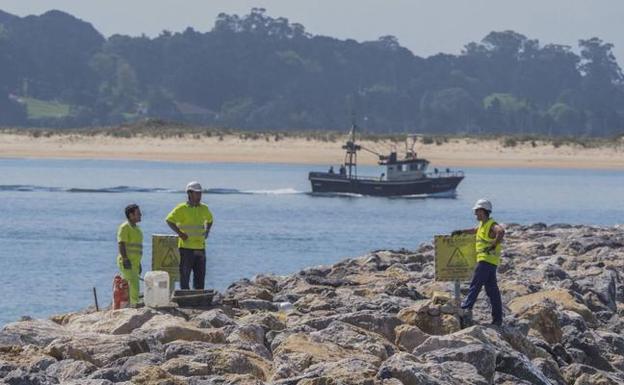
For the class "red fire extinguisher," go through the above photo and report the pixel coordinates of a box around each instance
[112,275,129,310]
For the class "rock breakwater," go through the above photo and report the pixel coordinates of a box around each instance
[1,224,623,384]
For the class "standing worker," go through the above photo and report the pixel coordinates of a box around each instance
[452,199,505,327]
[166,181,213,290]
[117,204,143,306]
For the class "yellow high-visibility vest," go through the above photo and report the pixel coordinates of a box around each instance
[166,202,213,250]
[117,221,143,260]
[476,218,502,266]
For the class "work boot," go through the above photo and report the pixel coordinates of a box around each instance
[460,308,473,328]
[491,319,502,328]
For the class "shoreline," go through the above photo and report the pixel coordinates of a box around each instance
[1,133,623,170]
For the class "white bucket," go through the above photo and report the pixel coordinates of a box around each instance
[144,271,170,307]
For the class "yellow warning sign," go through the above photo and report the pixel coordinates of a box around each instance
[152,234,180,282]
[434,234,477,282]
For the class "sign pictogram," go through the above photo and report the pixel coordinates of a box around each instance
[434,234,477,281]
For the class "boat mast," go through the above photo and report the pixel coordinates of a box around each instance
[343,121,361,179]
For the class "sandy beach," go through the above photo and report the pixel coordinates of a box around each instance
[0,133,623,169]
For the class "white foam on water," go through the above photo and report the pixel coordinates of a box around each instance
[242,188,303,195]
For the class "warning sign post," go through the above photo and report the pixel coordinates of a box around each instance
[152,234,180,289]
[434,234,477,282]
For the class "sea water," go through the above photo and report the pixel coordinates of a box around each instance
[0,158,622,325]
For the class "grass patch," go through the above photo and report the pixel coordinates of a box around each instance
[22,97,72,119]
[502,137,517,147]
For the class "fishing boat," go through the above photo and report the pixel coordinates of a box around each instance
[308,124,464,197]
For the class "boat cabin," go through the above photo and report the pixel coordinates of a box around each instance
[380,151,429,180]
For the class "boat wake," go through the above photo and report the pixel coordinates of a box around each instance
[392,191,458,199]
[0,185,304,195]
[0,184,454,198]
[309,192,364,198]
[208,188,303,195]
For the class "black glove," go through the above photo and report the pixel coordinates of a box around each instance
[484,244,496,253]
[122,258,132,270]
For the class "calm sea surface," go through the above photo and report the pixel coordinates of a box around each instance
[1,158,623,325]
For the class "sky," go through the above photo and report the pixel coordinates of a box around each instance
[2,0,623,64]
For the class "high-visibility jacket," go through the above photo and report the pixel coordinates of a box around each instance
[476,218,502,266]
[117,221,143,260]
[166,202,213,250]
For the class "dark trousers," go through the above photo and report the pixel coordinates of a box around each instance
[179,248,206,290]
[461,261,503,324]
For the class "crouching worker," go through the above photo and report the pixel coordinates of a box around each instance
[452,199,505,327]
[117,204,143,306]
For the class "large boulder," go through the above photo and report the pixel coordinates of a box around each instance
[271,321,393,381]
[397,301,460,335]
[417,343,496,382]
[45,359,97,382]
[513,302,563,344]
[192,308,237,329]
[561,363,624,385]
[162,346,272,381]
[45,333,150,367]
[508,289,597,326]
[64,309,158,335]
[275,357,378,385]
[394,324,429,352]
[336,310,403,342]
[0,320,71,347]
[133,315,226,344]
[377,352,489,385]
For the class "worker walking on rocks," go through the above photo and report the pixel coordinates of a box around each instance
[452,199,505,327]
[117,204,143,306]
[166,181,213,290]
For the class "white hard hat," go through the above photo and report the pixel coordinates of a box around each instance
[186,181,202,192]
[472,198,492,212]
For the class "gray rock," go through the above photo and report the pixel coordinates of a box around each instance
[226,324,266,346]
[46,334,151,367]
[493,372,533,385]
[0,360,17,378]
[110,309,158,335]
[376,353,445,385]
[28,357,57,373]
[238,312,286,332]
[532,357,567,385]
[164,340,222,360]
[113,352,164,381]
[337,310,404,342]
[418,344,496,382]
[238,299,277,312]
[2,368,57,385]
[378,352,489,385]
[562,329,615,371]
[194,309,237,328]
[45,359,97,381]
[394,324,429,352]
[0,320,70,347]
[496,351,553,385]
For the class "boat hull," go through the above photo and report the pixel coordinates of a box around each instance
[308,172,463,197]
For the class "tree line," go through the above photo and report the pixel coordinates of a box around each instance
[0,8,623,136]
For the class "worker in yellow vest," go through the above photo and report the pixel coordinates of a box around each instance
[166,181,213,290]
[452,198,505,327]
[117,204,143,306]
